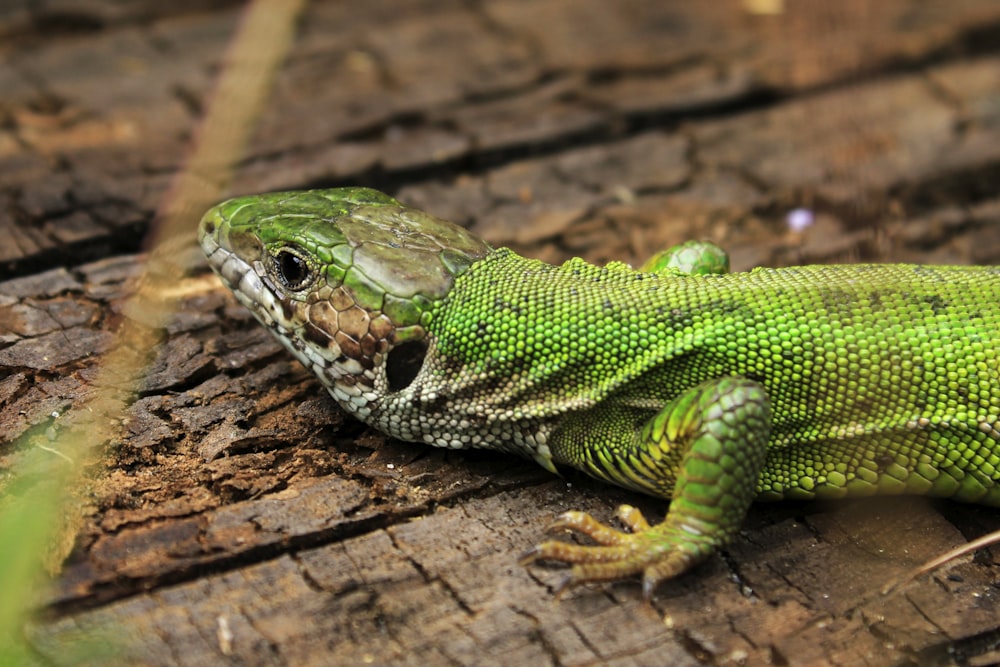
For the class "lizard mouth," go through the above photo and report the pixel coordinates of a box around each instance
[197,199,429,419]
[199,211,342,374]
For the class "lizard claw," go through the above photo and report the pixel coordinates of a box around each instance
[523,505,715,597]
[517,544,543,566]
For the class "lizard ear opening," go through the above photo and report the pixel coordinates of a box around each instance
[386,340,427,392]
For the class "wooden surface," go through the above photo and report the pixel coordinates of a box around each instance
[2,1,1000,665]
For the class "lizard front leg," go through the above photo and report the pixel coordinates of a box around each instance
[639,239,730,276]
[524,377,772,598]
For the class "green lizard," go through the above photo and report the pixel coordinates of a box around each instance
[199,187,1000,597]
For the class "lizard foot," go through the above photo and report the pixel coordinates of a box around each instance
[520,504,714,599]
[524,377,772,598]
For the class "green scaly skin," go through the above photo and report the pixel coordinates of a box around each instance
[199,187,1000,597]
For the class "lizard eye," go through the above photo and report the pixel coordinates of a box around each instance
[386,340,427,392]
[272,248,313,291]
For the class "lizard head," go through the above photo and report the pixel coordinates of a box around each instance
[198,187,491,417]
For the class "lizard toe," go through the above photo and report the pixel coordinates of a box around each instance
[525,509,720,595]
[546,510,635,545]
